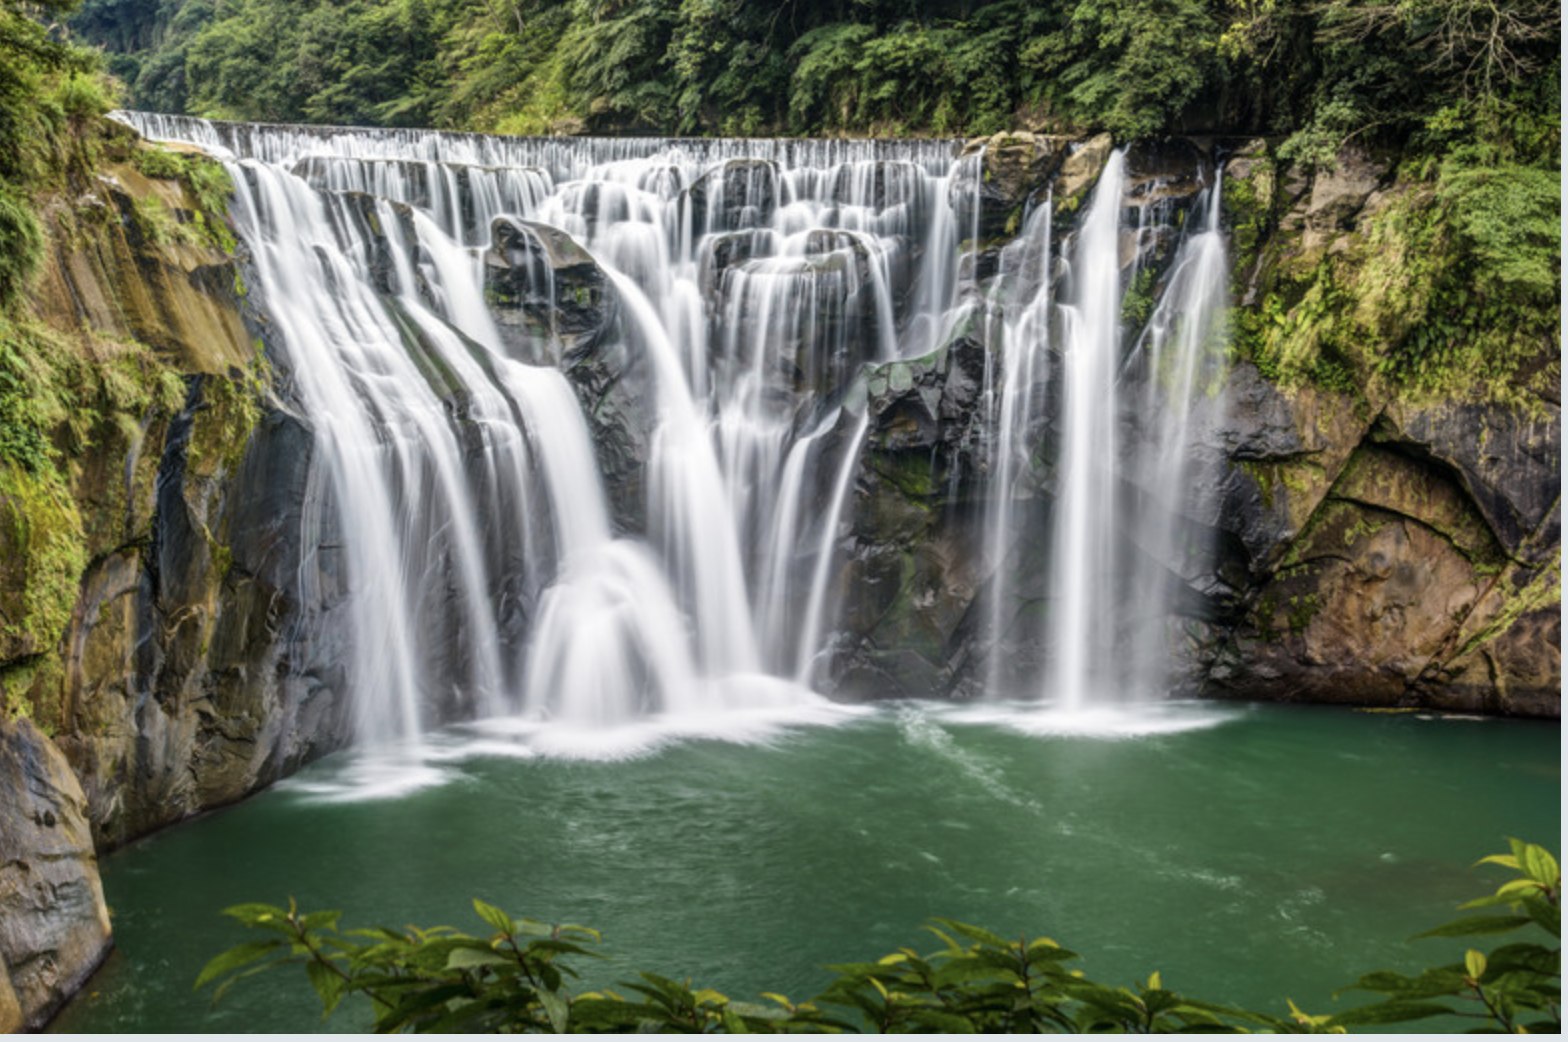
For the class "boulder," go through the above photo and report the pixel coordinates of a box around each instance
[1053,133,1115,214]
[0,718,112,1030]
[953,132,1066,242]
[335,191,421,298]
[483,217,651,533]
[485,217,618,363]
[1267,145,1388,262]
[684,158,778,235]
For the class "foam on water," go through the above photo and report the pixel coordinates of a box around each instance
[938,700,1245,739]
[283,681,872,801]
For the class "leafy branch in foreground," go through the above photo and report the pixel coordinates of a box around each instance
[1331,838,1560,1033]
[198,839,1560,1033]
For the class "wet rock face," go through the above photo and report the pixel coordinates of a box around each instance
[336,191,425,299]
[53,388,356,849]
[832,331,991,699]
[686,158,779,235]
[486,217,619,363]
[1377,400,1561,562]
[1180,361,1561,716]
[1,166,360,851]
[0,718,111,1031]
[483,216,652,533]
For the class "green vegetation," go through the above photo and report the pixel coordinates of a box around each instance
[2,1,113,310]
[200,838,1560,1033]
[1229,151,1559,407]
[69,1,1559,147]
[0,2,254,729]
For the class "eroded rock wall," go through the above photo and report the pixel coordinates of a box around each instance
[1,135,352,852]
[0,717,111,1031]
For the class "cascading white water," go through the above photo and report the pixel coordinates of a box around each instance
[1048,151,1128,710]
[116,111,1228,756]
[979,192,1054,697]
[1121,177,1232,694]
[116,111,985,753]
[975,149,1231,710]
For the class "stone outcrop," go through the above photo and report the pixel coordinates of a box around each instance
[0,717,112,1031]
[686,158,779,235]
[954,132,1067,242]
[2,139,354,851]
[486,217,619,363]
[1198,374,1560,715]
[834,327,991,699]
[484,217,651,532]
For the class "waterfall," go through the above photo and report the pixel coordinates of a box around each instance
[1047,151,1128,710]
[976,149,1230,710]
[1121,177,1232,696]
[115,111,1227,755]
[114,112,972,750]
[979,193,1054,698]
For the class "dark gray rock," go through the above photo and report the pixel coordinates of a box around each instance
[482,216,651,532]
[832,330,992,699]
[0,718,111,1031]
[485,217,618,363]
[685,159,779,235]
[1375,400,1560,562]
[56,387,356,849]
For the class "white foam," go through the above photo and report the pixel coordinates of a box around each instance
[936,699,1244,739]
[280,744,461,803]
[283,682,872,800]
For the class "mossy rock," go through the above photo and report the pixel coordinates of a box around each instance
[0,466,87,668]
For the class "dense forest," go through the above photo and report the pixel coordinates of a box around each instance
[56,0,1560,159]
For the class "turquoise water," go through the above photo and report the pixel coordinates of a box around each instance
[53,701,1559,1032]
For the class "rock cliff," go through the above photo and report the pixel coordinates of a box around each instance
[1,130,354,852]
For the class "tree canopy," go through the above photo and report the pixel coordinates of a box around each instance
[67,0,1558,163]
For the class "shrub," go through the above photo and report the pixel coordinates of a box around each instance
[199,838,1560,1033]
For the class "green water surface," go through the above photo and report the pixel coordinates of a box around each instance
[53,701,1560,1032]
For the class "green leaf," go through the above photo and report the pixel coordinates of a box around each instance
[1520,844,1559,887]
[1415,914,1531,938]
[194,939,284,990]
[931,919,1010,948]
[1328,1000,1459,1027]
[539,988,570,1032]
[210,959,283,1005]
[1476,853,1521,870]
[445,946,512,971]
[472,898,513,935]
[221,903,289,927]
[305,959,347,1017]
[1523,896,1561,938]
[1464,949,1487,980]
[300,910,342,932]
